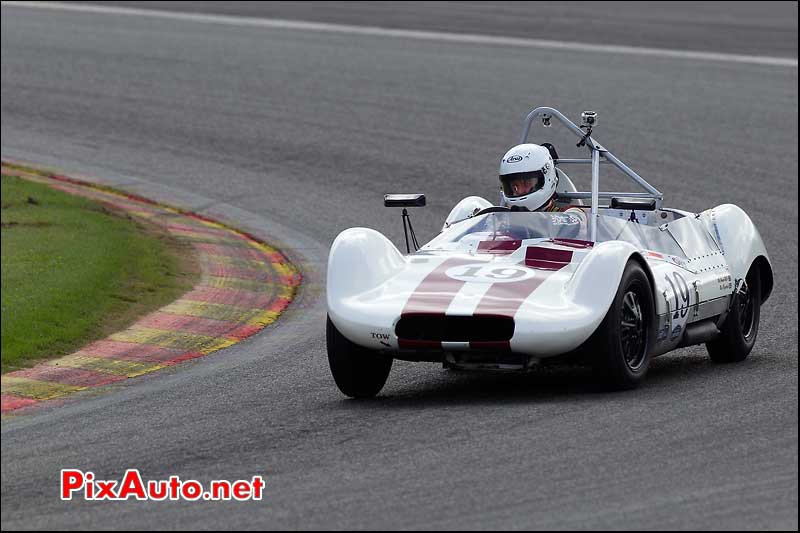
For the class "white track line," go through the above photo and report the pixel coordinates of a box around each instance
[2,1,797,68]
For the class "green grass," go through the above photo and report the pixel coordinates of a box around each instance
[1,175,197,373]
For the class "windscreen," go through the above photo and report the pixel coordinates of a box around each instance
[421,211,686,258]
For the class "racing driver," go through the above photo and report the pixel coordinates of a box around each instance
[498,143,589,236]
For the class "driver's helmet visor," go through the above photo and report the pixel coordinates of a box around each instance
[500,170,545,198]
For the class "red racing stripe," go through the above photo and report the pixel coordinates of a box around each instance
[525,246,574,263]
[398,339,442,350]
[468,340,511,351]
[477,239,522,254]
[472,263,567,317]
[401,257,479,316]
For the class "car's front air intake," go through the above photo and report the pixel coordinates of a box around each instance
[395,314,514,343]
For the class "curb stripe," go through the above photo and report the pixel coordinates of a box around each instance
[1,377,85,400]
[10,366,126,387]
[109,327,237,354]
[136,312,245,338]
[1,395,40,412]
[202,264,277,283]
[202,254,285,272]
[77,340,186,363]
[166,223,249,238]
[161,351,206,365]
[158,300,268,323]
[182,286,278,309]
[226,324,263,340]
[246,310,282,327]
[193,242,277,261]
[48,355,164,377]
[200,275,278,292]
[179,234,257,247]
[0,162,301,414]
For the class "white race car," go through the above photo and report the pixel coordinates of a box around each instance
[326,107,773,396]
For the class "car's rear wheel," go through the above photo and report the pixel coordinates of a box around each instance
[591,261,655,390]
[326,315,392,398]
[706,265,761,363]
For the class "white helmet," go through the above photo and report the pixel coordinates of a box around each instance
[499,144,558,211]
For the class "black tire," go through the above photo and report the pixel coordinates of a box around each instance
[326,315,392,398]
[591,261,655,390]
[706,265,761,363]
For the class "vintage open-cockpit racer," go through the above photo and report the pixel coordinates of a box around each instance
[326,107,773,396]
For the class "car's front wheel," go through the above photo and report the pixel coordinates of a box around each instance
[591,260,655,390]
[706,265,761,363]
[326,315,392,398]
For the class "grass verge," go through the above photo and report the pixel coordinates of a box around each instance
[1,174,198,373]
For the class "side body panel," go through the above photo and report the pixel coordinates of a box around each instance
[700,204,772,301]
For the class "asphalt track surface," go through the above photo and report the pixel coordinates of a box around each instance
[1,2,797,529]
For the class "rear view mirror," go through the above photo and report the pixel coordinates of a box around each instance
[610,197,656,211]
[384,194,425,253]
[384,194,426,207]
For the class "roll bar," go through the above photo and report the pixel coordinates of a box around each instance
[519,107,663,241]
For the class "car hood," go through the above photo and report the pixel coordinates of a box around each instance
[329,239,611,356]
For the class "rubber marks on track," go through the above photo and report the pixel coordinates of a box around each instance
[0,163,301,415]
